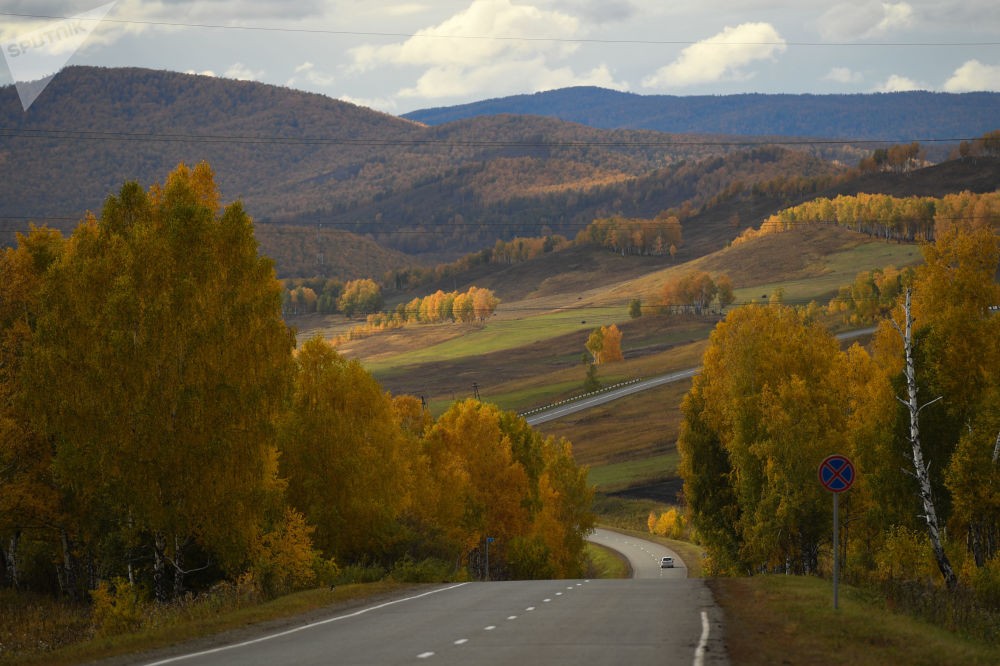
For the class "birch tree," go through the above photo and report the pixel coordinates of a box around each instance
[279,336,410,563]
[891,288,958,589]
[25,163,295,600]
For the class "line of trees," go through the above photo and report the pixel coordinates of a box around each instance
[679,224,1000,606]
[0,164,593,604]
[952,129,1000,160]
[575,213,682,257]
[282,278,344,316]
[337,286,501,344]
[734,190,1000,245]
[858,141,926,174]
[661,271,735,315]
[827,265,911,326]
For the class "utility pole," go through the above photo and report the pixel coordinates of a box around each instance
[472,382,481,401]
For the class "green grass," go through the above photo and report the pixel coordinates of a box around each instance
[364,306,620,374]
[586,453,679,492]
[584,543,631,579]
[734,240,923,306]
[1,582,411,666]
[712,575,1000,666]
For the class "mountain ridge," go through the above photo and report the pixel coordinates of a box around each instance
[402,86,1000,141]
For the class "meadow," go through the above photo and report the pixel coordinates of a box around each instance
[299,224,925,501]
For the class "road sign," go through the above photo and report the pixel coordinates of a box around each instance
[818,455,855,493]
[819,454,856,610]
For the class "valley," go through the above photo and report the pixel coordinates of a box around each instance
[289,223,926,505]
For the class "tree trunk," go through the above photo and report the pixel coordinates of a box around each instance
[899,288,958,590]
[6,531,20,589]
[60,528,78,600]
[152,532,168,603]
[173,534,186,599]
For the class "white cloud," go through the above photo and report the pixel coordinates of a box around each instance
[343,0,629,105]
[348,0,581,72]
[185,68,217,77]
[398,57,626,100]
[641,22,786,88]
[873,2,914,35]
[339,94,400,113]
[286,61,335,88]
[873,74,924,92]
[223,62,263,81]
[825,66,863,84]
[943,60,1000,92]
[820,2,914,41]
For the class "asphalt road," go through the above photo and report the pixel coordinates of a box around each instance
[523,326,877,426]
[524,368,699,426]
[135,531,727,666]
[587,527,689,579]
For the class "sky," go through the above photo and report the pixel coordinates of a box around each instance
[1,0,999,114]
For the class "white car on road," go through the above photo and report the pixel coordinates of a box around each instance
[660,556,674,568]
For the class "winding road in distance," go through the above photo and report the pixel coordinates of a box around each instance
[525,326,877,426]
[133,530,727,666]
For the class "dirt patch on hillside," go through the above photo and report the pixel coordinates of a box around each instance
[695,224,866,286]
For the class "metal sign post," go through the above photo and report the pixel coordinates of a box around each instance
[485,536,494,581]
[818,455,856,609]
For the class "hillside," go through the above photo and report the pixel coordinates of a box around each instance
[328,155,996,412]
[1,66,854,266]
[0,69,730,237]
[253,226,420,280]
[403,87,1000,142]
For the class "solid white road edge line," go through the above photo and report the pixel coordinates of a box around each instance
[693,610,710,666]
[142,583,470,666]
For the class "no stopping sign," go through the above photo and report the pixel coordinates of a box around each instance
[818,455,855,493]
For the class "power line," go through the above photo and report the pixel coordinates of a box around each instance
[1,11,997,47]
[1,213,990,228]
[0,126,976,147]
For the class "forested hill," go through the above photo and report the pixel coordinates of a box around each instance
[0,66,854,262]
[0,68,750,227]
[2,67,995,275]
[403,87,1000,141]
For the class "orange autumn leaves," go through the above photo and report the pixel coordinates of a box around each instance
[0,163,593,602]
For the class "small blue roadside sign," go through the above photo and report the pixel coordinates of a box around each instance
[818,455,855,493]
[819,454,856,610]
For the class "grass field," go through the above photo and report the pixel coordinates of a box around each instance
[286,225,926,498]
[584,543,631,579]
[712,575,1000,666]
[585,453,679,492]
[1,582,413,666]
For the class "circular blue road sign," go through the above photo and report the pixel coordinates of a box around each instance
[818,455,855,493]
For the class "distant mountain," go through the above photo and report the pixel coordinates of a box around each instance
[2,68,995,278]
[403,87,1000,141]
[0,67,848,266]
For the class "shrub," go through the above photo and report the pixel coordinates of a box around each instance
[390,556,454,583]
[90,578,147,637]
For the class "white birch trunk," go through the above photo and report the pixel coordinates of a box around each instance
[898,288,958,590]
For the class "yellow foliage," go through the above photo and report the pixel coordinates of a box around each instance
[90,578,147,637]
[648,509,687,539]
[253,507,324,597]
[874,526,938,584]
